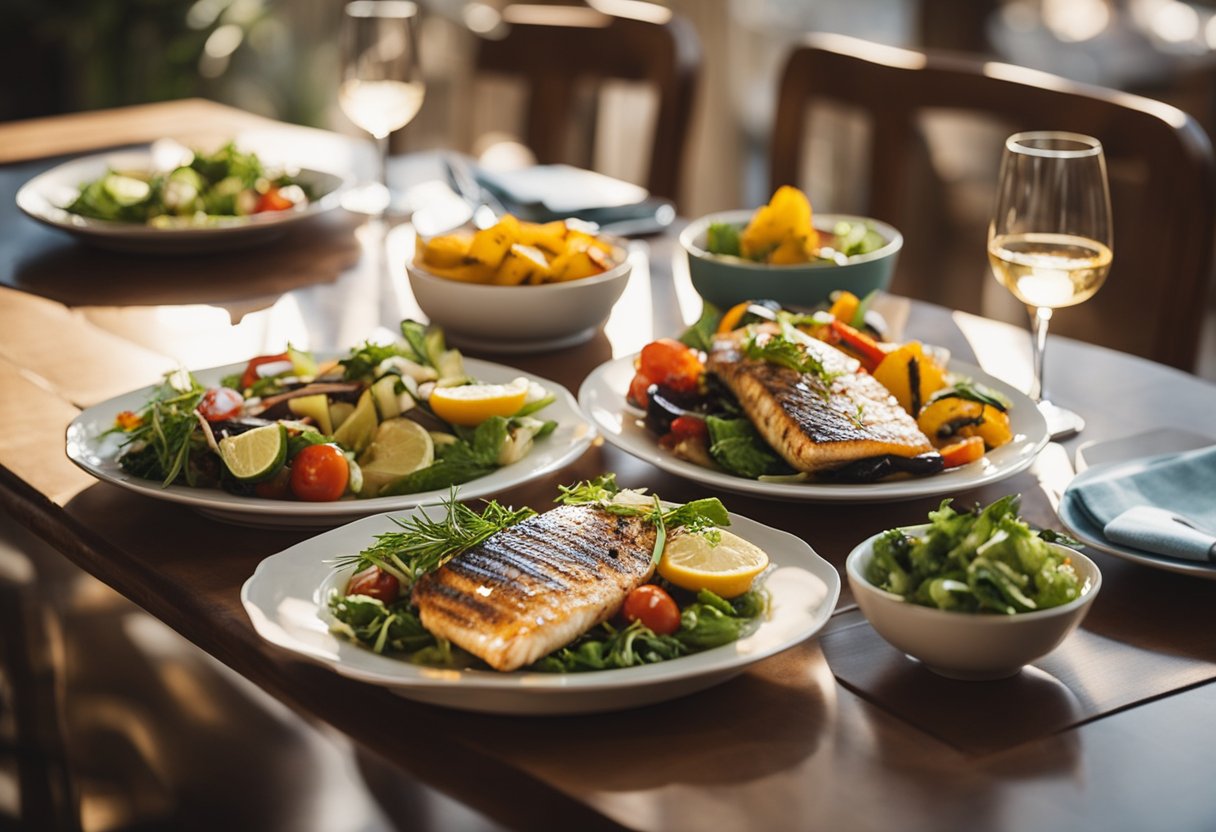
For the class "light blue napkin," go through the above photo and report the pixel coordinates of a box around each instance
[1072,446,1216,562]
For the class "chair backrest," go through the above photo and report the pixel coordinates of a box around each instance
[474,4,700,205]
[771,33,1216,371]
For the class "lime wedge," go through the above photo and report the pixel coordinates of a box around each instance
[218,423,287,482]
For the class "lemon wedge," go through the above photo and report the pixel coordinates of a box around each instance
[429,380,529,426]
[658,529,770,598]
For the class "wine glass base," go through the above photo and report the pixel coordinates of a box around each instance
[1038,400,1085,441]
[341,183,411,217]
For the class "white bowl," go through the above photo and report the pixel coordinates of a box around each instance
[846,524,1101,680]
[406,245,632,354]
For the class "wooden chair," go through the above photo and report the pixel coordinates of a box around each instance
[473,3,700,205]
[771,33,1216,371]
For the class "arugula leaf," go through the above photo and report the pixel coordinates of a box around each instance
[679,302,722,353]
[328,595,438,654]
[340,341,410,381]
[705,415,790,479]
[116,370,207,486]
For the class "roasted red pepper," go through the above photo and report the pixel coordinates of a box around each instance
[828,319,887,372]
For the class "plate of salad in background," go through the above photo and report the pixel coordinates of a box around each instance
[17,140,348,253]
[241,476,841,715]
[65,320,595,528]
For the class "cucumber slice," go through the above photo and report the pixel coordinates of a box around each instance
[104,174,152,206]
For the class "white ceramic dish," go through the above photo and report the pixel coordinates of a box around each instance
[241,508,841,714]
[65,358,594,528]
[406,241,632,353]
[1059,437,1216,580]
[17,149,348,254]
[578,356,1049,503]
[847,524,1101,680]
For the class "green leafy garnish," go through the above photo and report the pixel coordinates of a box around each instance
[331,489,536,584]
[678,302,722,353]
[115,370,207,487]
[705,415,789,479]
[743,323,842,393]
[340,341,411,381]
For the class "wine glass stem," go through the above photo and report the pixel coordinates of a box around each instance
[1029,305,1053,402]
[376,133,390,196]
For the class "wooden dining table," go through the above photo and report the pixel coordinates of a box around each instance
[3,100,1216,832]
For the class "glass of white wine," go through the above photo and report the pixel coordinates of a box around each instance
[988,131,1113,439]
[340,0,425,215]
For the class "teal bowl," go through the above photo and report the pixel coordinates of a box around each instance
[679,210,902,310]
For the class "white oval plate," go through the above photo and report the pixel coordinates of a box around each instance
[66,358,594,528]
[17,149,348,254]
[241,509,841,714]
[578,356,1048,502]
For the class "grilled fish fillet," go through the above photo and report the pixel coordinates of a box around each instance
[411,504,656,671]
[709,327,933,472]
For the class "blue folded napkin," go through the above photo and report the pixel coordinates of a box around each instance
[474,165,673,234]
[1071,446,1216,562]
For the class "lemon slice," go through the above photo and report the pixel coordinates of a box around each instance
[658,529,770,598]
[217,423,287,482]
[429,380,529,426]
[357,418,436,496]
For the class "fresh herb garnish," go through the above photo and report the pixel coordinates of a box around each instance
[340,341,411,381]
[556,474,730,565]
[743,323,842,394]
[927,380,1011,413]
[679,302,722,353]
[116,369,206,486]
[330,489,536,585]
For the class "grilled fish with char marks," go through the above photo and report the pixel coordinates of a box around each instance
[708,326,934,473]
[411,504,656,671]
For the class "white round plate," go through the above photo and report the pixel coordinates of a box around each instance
[578,356,1048,502]
[241,509,841,714]
[16,149,348,254]
[66,358,594,528]
[1058,462,1216,581]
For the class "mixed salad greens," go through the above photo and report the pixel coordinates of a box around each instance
[110,320,558,502]
[866,495,1084,614]
[68,142,311,225]
[328,475,769,673]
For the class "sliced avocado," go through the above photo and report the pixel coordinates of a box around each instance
[332,390,377,454]
[287,393,333,435]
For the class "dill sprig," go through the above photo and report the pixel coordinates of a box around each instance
[330,488,536,586]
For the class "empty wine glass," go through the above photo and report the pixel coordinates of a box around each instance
[340,0,425,215]
[988,131,1113,439]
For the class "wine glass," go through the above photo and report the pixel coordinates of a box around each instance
[340,0,425,215]
[988,131,1113,439]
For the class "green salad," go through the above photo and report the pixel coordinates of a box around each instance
[866,495,1084,614]
[68,142,310,225]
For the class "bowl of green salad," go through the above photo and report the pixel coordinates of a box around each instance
[679,187,902,311]
[846,495,1101,681]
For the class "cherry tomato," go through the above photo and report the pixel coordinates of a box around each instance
[638,339,703,392]
[197,387,245,422]
[627,373,653,409]
[622,584,681,635]
[347,566,400,603]
[668,415,708,443]
[240,352,291,389]
[289,444,349,501]
[255,186,294,213]
[253,466,293,500]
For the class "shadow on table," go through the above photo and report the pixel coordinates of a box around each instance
[7,211,363,311]
[451,642,831,791]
